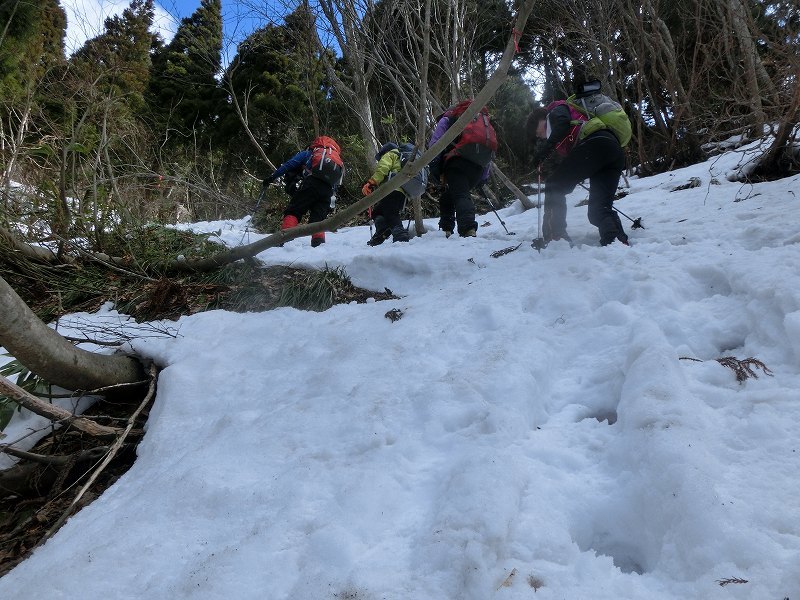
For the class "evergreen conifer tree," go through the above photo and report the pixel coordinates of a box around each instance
[147,0,223,143]
[216,5,324,175]
[69,0,156,112]
[0,0,66,100]
[0,0,65,191]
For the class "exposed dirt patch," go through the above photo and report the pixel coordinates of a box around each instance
[1,247,397,576]
[0,392,154,576]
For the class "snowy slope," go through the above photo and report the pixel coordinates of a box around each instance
[1,144,798,599]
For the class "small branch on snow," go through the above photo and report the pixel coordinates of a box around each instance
[0,375,122,437]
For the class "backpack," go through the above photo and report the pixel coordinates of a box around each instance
[396,143,428,198]
[444,100,498,167]
[307,136,344,185]
[567,92,632,147]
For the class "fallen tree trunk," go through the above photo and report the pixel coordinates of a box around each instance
[168,0,538,273]
[491,164,536,210]
[0,275,146,394]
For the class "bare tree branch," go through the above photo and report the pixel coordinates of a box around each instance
[171,0,538,273]
[0,375,121,437]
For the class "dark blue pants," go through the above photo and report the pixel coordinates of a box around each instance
[285,175,332,225]
[372,189,407,232]
[544,130,627,245]
[439,157,483,235]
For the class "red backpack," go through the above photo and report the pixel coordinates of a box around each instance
[307,136,344,185]
[445,100,498,167]
[545,100,587,157]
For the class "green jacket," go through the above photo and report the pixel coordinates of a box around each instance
[369,149,403,189]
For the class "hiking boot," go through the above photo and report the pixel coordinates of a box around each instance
[443,229,453,238]
[547,233,571,244]
[367,228,391,246]
[601,235,628,247]
[391,227,410,243]
[462,229,477,237]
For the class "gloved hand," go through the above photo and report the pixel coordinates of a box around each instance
[361,179,378,196]
[530,141,553,170]
[263,174,275,187]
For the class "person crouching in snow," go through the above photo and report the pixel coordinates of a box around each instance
[526,87,629,247]
[362,142,411,245]
[264,136,344,247]
[428,100,497,238]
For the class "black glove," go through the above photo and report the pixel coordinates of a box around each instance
[530,141,553,170]
[263,174,276,187]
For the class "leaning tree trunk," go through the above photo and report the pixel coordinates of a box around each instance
[0,275,145,394]
[170,0,538,274]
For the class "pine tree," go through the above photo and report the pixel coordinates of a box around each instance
[69,0,155,111]
[147,0,223,142]
[215,5,323,175]
[0,0,66,100]
[0,0,65,193]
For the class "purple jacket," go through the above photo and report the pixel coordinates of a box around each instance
[428,114,491,182]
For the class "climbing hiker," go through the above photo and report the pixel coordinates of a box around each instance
[428,99,497,238]
[362,142,428,246]
[527,79,632,247]
[264,136,344,247]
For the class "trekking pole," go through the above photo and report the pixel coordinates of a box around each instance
[239,182,269,245]
[531,166,546,251]
[480,186,514,235]
[576,181,645,230]
[253,182,268,213]
[613,206,645,229]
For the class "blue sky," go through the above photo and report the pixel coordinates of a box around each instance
[62,0,289,55]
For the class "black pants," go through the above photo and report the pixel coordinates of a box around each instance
[285,176,332,225]
[439,157,484,235]
[544,130,627,245]
[372,189,407,232]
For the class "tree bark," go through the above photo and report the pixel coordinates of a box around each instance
[0,275,146,394]
[0,376,122,437]
[316,0,380,165]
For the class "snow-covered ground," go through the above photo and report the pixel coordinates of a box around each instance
[1,143,798,599]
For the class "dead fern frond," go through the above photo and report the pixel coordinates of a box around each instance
[385,308,403,322]
[491,244,522,258]
[715,357,773,382]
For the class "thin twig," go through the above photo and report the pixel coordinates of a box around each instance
[717,577,748,586]
[41,364,157,541]
[0,445,72,465]
[61,334,124,347]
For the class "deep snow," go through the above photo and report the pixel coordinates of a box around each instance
[1,142,798,599]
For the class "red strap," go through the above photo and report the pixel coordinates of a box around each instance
[512,28,521,53]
